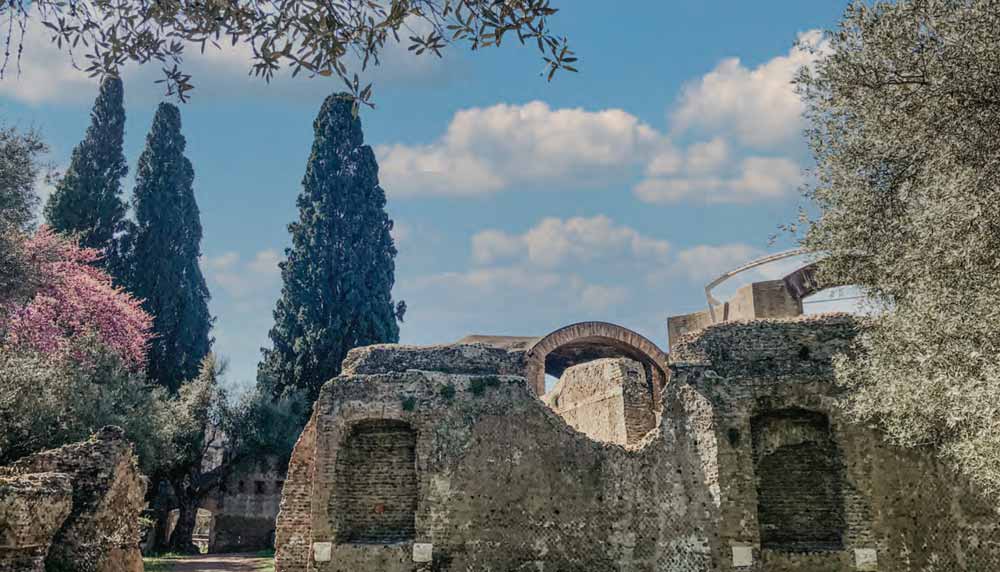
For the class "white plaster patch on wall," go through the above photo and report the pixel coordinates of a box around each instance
[413,542,434,563]
[313,542,332,562]
[732,545,754,568]
[855,548,878,571]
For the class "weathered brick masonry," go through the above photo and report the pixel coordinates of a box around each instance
[275,316,1000,571]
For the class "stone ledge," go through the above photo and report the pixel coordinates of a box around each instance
[341,343,526,376]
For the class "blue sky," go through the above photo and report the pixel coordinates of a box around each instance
[2,1,851,388]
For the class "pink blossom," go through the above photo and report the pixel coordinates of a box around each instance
[1,227,153,370]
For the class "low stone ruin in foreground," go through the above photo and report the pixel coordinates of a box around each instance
[0,426,146,572]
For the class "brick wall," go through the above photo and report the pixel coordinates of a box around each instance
[332,420,418,543]
[751,410,845,552]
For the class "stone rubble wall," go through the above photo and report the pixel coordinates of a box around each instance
[0,473,73,572]
[275,315,1000,572]
[0,426,147,572]
[670,314,1000,571]
[275,348,718,572]
[543,357,657,446]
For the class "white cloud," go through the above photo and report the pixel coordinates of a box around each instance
[471,215,671,268]
[247,249,281,275]
[376,101,663,197]
[634,156,802,204]
[672,243,762,282]
[670,30,828,148]
[578,283,629,312]
[202,249,281,299]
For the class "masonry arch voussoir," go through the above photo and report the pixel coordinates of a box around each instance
[525,321,669,397]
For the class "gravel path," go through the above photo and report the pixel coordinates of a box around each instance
[164,553,274,572]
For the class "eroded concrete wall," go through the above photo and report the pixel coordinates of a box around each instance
[543,357,657,446]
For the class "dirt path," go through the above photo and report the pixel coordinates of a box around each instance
[163,553,274,572]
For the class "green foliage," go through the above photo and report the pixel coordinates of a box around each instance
[123,102,213,393]
[0,338,175,475]
[469,375,502,396]
[439,383,456,401]
[798,0,1000,497]
[258,93,400,402]
[0,126,48,307]
[401,396,417,411]
[44,76,128,264]
[14,1,574,104]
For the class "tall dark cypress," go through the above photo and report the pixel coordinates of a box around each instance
[44,76,128,259]
[126,103,213,393]
[258,93,401,401]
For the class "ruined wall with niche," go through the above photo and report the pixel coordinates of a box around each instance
[542,357,657,446]
[275,343,719,572]
[671,314,1000,571]
[275,316,1000,572]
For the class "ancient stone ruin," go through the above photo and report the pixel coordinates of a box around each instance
[272,272,1000,572]
[0,427,147,572]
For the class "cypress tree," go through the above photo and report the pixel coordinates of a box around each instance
[44,76,128,259]
[258,93,401,401]
[126,103,213,393]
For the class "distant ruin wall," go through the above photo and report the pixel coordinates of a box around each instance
[0,427,146,572]
[543,357,656,446]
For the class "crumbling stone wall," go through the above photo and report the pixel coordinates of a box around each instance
[1,427,146,572]
[275,343,718,572]
[276,317,1000,572]
[670,315,1000,571]
[543,357,657,446]
[0,473,73,571]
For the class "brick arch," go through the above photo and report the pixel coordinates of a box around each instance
[525,321,670,397]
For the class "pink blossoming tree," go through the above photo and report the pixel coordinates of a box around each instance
[1,226,152,369]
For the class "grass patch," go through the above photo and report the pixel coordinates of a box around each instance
[142,554,183,572]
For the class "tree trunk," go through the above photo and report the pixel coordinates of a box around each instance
[166,483,201,554]
[148,478,176,553]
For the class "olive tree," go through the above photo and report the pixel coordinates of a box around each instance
[7,0,576,104]
[797,0,1000,496]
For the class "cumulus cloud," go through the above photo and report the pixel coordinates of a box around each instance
[670,30,828,148]
[634,156,802,204]
[376,101,664,197]
[471,215,671,268]
[202,249,281,299]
